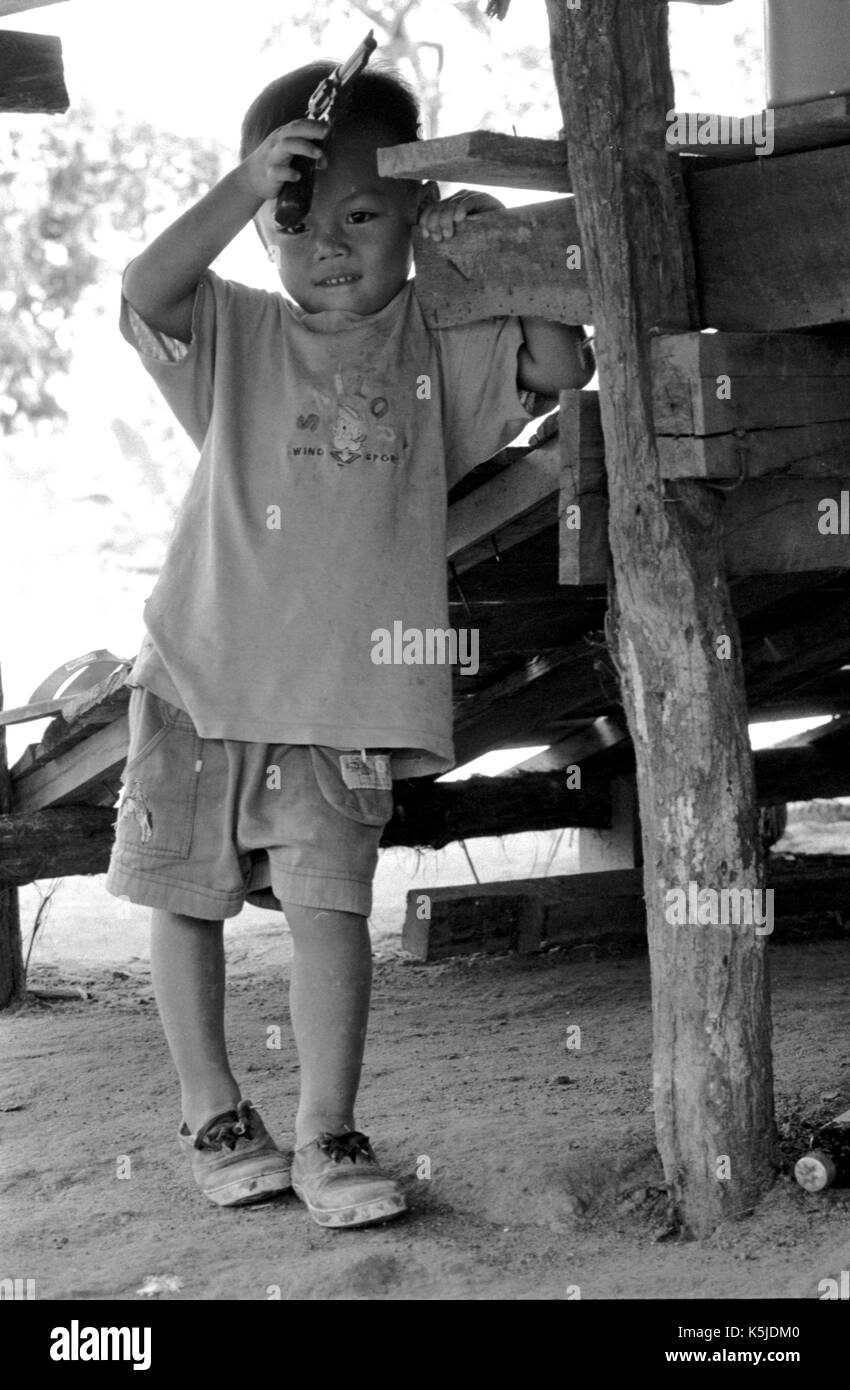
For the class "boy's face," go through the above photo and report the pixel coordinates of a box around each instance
[257,123,426,316]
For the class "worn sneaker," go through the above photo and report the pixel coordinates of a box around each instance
[291,1129,407,1229]
[178,1099,292,1207]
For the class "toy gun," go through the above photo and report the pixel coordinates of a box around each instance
[274,29,378,231]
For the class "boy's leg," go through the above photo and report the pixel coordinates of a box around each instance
[150,908,292,1206]
[150,909,240,1133]
[284,902,406,1227]
[283,905,372,1147]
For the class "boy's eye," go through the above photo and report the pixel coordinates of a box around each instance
[348,210,378,224]
[279,223,306,236]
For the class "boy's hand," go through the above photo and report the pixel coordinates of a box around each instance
[241,120,330,201]
[418,189,503,241]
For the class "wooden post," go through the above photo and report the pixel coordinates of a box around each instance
[545,0,774,1235]
[0,665,25,1007]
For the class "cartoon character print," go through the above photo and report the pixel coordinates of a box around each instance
[292,372,399,466]
[329,401,368,466]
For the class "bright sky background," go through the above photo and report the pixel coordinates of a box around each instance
[1,0,831,768]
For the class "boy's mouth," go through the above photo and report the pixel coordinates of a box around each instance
[314,273,361,288]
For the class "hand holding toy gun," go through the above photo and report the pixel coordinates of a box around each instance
[274,29,378,231]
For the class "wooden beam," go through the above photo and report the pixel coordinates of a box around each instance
[658,419,850,482]
[378,130,571,192]
[746,600,850,705]
[4,740,849,892]
[10,666,129,775]
[723,481,850,573]
[558,389,608,585]
[558,396,850,576]
[0,1,68,15]
[403,869,643,961]
[452,643,610,766]
[384,770,609,850]
[403,855,850,962]
[409,146,850,333]
[412,198,590,328]
[667,110,850,161]
[651,332,850,436]
[512,716,628,772]
[0,667,23,1009]
[0,806,115,888]
[0,30,68,112]
[447,434,560,571]
[11,714,128,812]
[687,144,850,331]
[547,0,773,1239]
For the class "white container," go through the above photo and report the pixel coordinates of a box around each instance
[766,0,850,107]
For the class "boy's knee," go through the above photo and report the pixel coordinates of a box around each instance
[283,905,367,938]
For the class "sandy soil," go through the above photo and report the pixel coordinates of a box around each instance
[2,823,850,1303]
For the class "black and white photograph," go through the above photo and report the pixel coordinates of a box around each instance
[1,0,849,1351]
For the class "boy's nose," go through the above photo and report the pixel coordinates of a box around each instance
[312,228,347,258]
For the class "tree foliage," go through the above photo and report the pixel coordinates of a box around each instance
[0,105,223,433]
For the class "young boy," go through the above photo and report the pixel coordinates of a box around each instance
[106,60,593,1229]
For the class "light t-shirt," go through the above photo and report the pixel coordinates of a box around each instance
[122,270,549,778]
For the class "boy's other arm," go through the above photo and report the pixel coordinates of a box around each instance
[123,120,329,343]
[417,191,594,397]
[517,318,595,395]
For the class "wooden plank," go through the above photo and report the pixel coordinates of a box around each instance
[378,130,571,192]
[384,769,610,850]
[746,599,850,705]
[0,30,68,112]
[10,668,130,773]
[773,96,850,128]
[651,332,850,435]
[667,110,850,161]
[412,198,590,328]
[11,714,128,812]
[658,419,850,481]
[0,667,23,1008]
[403,856,850,962]
[0,1,67,15]
[550,399,850,574]
[409,146,850,332]
[687,144,850,331]
[453,644,609,765]
[447,434,560,565]
[558,389,608,585]
[512,716,628,772]
[0,695,71,728]
[724,481,850,573]
[403,869,643,961]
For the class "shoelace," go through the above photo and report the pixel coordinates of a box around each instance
[194,1100,255,1152]
[317,1130,374,1165]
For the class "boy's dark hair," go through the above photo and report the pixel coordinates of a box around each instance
[240,62,422,163]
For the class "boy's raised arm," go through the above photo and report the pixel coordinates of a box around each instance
[123,120,329,343]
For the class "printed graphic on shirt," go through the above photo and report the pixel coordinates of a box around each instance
[289,370,401,467]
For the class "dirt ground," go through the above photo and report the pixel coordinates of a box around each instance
[2,825,850,1302]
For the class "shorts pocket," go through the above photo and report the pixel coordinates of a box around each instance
[123,688,194,774]
[310,746,394,828]
[115,691,202,860]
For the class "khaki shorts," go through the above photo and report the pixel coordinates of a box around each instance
[105,688,394,920]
